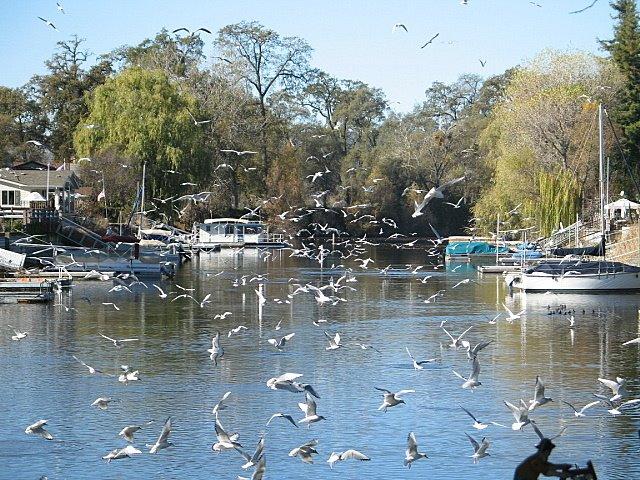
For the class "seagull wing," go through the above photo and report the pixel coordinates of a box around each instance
[579,401,600,414]
[157,417,172,443]
[598,378,619,393]
[407,432,419,455]
[459,405,479,423]
[340,449,370,461]
[465,432,479,452]
[395,389,416,398]
[561,400,578,414]
[275,372,303,382]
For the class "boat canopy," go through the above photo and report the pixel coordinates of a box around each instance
[446,241,510,256]
[524,260,640,275]
[550,236,605,258]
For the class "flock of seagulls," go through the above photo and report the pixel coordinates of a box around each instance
[10,0,633,477]
[10,231,640,479]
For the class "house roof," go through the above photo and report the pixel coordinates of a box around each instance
[12,160,57,171]
[0,169,79,189]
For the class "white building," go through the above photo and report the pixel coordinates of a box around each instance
[0,164,80,220]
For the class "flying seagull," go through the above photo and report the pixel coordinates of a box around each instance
[561,400,600,418]
[327,450,370,468]
[212,414,242,452]
[298,392,326,427]
[207,331,224,365]
[375,387,415,412]
[392,23,408,33]
[289,439,319,464]
[266,413,298,428]
[99,333,138,349]
[412,176,465,217]
[465,432,491,463]
[25,420,53,440]
[528,376,553,411]
[504,400,531,430]
[119,421,153,442]
[172,27,212,35]
[459,405,506,430]
[220,149,258,156]
[238,436,265,470]
[404,432,428,468]
[148,417,173,453]
[421,33,440,48]
[452,356,482,389]
[102,445,141,462]
[37,17,58,31]
[267,333,295,351]
[405,347,437,370]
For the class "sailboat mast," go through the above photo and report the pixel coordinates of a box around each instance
[598,103,605,239]
[138,161,146,237]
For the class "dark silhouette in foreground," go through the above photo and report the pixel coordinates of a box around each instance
[514,438,597,480]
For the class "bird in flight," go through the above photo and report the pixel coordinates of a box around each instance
[37,17,58,31]
[479,59,487,68]
[56,2,65,14]
[421,33,440,49]
[570,0,598,14]
[220,149,258,156]
[172,27,212,35]
[392,23,408,33]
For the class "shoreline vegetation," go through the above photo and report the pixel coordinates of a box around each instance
[2,1,640,241]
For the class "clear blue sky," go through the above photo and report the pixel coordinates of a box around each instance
[0,0,615,111]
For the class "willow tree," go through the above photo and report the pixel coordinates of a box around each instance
[74,67,204,201]
[473,50,622,234]
[215,22,311,187]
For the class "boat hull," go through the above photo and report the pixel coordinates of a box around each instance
[509,271,640,292]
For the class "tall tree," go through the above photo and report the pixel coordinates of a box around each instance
[74,67,204,203]
[215,21,311,186]
[31,36,112,161]
[0,86,48,165]
[602,0,640,180]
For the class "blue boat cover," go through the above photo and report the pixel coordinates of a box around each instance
[446,241,510,256]
[512,250,543,260]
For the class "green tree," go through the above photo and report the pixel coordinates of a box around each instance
[31,36,112,161]
[0,87,48,165]
[601,0,640,182]
[74,67,204,204]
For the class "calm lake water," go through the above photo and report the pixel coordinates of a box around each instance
[1,246,640,479]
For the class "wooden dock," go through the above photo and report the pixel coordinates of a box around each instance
[0,279,55,303]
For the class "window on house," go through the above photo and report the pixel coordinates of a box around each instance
[1,190,20,206]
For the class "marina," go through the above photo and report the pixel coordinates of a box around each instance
[3,1,640,479]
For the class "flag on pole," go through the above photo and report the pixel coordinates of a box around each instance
[97,188,105,201]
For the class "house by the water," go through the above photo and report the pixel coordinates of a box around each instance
[0,161,80,222]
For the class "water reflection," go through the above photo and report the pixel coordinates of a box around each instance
[0,246,639,479]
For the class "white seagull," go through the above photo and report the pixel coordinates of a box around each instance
[404,432,428,468]
[25,420,53,440]
[148,417,173,453]
[375,387,415,412]
[267,333,295,351]
[327,450,370,469]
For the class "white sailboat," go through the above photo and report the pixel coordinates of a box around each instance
[507,104,640,292]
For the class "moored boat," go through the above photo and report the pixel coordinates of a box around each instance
[192,218,287,249]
